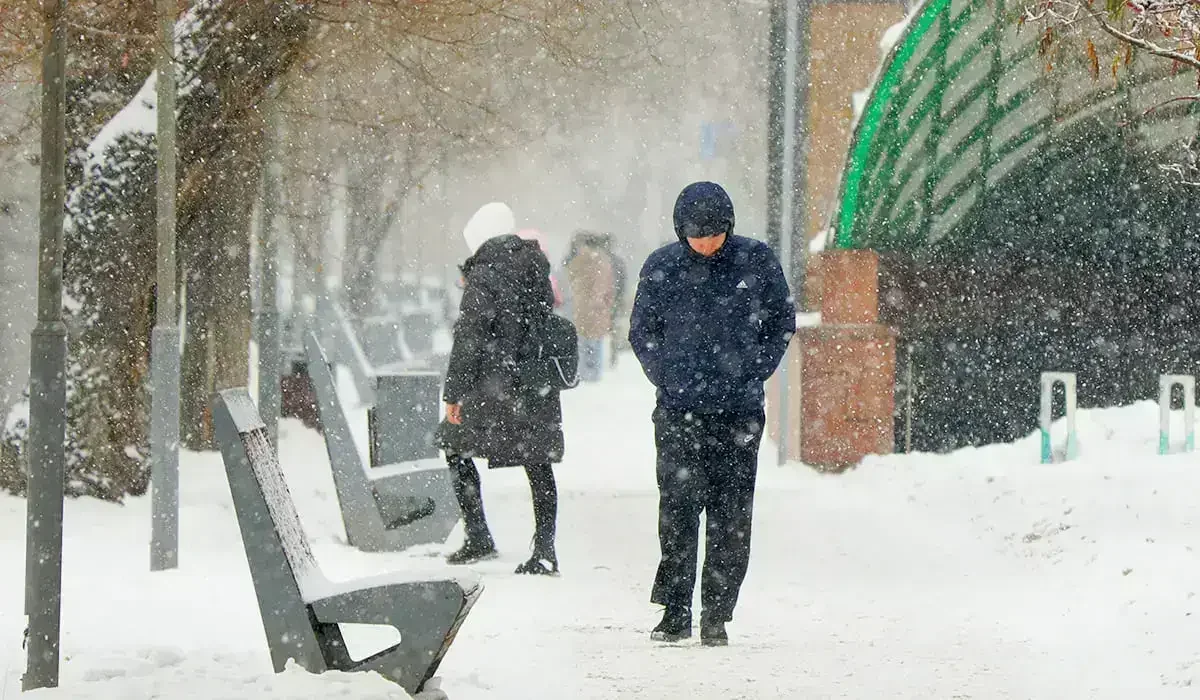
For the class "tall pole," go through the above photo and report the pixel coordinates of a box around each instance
[778,0,797,466]
[24,0,68,689]
[256,89,282,449]
[765,0,786,256]
[768,0,789,465]
[149,0,180,572]
[791,0,813,296]
[770,0,814,467]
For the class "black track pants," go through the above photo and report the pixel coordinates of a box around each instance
[649,408,764,623]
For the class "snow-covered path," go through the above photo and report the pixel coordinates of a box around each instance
[2,358,1200,698]
[442,366,1200,698]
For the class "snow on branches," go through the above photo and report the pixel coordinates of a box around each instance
[0,0,316,500]
[1024,0,1200,74]
[1023,0,1200,182]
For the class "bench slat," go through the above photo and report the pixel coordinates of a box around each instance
[224,390,322,600]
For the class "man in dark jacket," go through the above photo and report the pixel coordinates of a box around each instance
[436,205,564,575]
[629,181,795,645]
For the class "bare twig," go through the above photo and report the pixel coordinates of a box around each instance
[65,22,154,44]
[1084,5,1200,72]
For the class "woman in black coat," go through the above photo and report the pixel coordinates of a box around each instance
[436,232,565,575]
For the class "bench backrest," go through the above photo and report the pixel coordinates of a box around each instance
[303,331,389,545]
[213,388,327,672]
[368,372,442,467]
[316,296,377,404]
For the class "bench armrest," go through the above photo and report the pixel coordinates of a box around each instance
[308,578,479,626]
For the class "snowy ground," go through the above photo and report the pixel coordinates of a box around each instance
[3,358,1200,698]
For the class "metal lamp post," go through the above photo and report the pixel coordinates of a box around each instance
[24,0,69,689]
[149,0,180,572]
[257,90,282,450]
[768,0,812,466]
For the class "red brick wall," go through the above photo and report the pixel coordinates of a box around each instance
[769,250,896,469]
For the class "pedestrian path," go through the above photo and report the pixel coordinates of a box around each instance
[2,359,1197,698]
[429,363,1188,698]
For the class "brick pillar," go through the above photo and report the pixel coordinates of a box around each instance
[798,250,895,470]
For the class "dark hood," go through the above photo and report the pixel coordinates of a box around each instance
[673,181,735,240]
[461,234,553,312]
[463,234,545,272]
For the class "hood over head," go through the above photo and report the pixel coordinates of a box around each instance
[673,181,735,240]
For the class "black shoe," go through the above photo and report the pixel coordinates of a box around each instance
[445,540,497,565]
[514,554,559,575]
[650,606,692,642]
[700,620,728,647]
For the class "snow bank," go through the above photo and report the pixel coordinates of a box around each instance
[18,659,415,700]
[0,421,434,700]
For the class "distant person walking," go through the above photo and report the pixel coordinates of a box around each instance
[629,182,795,645]
[595,234,628,368]
[516,228,565,309]
[565,233,615,382]
[436,202,564,576]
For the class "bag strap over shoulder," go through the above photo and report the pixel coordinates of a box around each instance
[552,357,580,390]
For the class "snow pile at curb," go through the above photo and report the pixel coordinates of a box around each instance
[17,659,415,700]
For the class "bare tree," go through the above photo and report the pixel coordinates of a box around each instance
[0,0,665,497]
[1026,0,1200,73]
[275,0,668,313]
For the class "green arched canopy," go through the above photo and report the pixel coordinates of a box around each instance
[832,0,1199,251]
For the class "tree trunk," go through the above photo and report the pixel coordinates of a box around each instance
[343,140,392,318]
[344,187,391,317]
[345,223,391,317]
[180,142,257,449]
[284,167,323,351]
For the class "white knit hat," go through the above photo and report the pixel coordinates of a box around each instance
[462,202,516,254]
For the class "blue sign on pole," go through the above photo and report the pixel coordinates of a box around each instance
[700,121,736,161]
[700,122,715,160]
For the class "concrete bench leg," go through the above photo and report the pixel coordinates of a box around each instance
[308,579,482,694]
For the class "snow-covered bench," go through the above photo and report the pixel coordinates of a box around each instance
[304,331,459,552]
[213,388,481,694]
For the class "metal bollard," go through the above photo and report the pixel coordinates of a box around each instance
[1040,372,1079,464]
[1158,374,1196,455]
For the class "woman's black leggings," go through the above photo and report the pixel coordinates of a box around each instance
[446,455,558,555]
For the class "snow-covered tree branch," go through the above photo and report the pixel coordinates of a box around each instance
[2,0,316,497]
[1023,0,1200,181]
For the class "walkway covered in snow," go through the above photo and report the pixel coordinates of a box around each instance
[2,361,1198,697]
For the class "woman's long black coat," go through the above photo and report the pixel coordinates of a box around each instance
[435,235,565,467]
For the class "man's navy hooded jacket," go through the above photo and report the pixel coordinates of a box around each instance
[629,182,796,414]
